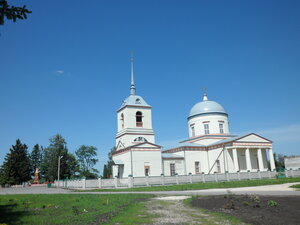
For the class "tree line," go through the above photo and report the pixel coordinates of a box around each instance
[0,134,101,186]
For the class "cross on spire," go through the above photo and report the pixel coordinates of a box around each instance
[203,88,208,101]
[130,53,136,95]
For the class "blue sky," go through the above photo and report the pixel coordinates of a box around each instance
[1,0,300,174]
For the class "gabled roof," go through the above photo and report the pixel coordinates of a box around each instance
[114,141,161,154]
[180,134,235,143]
[162,153,184,159]
[234,133,272,143]
[206,133,272,147]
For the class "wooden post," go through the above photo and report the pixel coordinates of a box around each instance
[98,177,102,189]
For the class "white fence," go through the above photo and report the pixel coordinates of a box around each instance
[53,169,300,189]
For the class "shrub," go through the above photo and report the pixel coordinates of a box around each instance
[268,200,278,207]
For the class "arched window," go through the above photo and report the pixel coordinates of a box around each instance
[134,137,148,142]
[136,111,143,127]
[120,113,124,128]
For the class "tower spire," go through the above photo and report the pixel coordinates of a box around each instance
[130,53,136,95]
[203,88,208,101]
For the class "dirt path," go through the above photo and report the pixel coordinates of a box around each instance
[145,196,245,225]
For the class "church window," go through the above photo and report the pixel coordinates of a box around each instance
[135,98,141,104]
[219,123,224,134]
[136,111,143,127]
[195,161,200,174]
[120,113,124,128]
[170,163,176,176]
[134,137,148,142]
[191,126,195,137]
[204,124,210,134]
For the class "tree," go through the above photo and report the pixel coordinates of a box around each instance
[103,147,115,178]
[67,153,80,178]
[40,134,72,182]
[102,164,108,178]
[75,145,99,179]
[30,144,43,176]
[0,139,31,185]
[274,153,286,168]
[0,0,32,25]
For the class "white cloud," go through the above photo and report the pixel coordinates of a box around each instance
[257,124,300,143]
[55,70,64,75]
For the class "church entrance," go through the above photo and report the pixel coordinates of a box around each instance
[144,166,150,176]
[170,163,176,176]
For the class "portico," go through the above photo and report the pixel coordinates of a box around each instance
[226,146,275,172]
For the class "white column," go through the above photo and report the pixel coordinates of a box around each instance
[232,148,239,172]
[257,148,264,171]
[245,148,252,171]
[269,148,276,171]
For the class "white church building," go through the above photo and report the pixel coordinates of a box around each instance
[112,61,276,178]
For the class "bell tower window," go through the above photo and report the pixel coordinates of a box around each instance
[136,111,143,127]
[120,113,124,128]
[134,137,148,142]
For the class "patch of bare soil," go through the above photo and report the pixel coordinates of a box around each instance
[146,197,244,225]
[191,195,300,225]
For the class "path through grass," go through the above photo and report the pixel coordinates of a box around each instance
[0,194,153,225]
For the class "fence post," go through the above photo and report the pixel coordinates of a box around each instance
[290,169,294,178]
[285,169,289,178]
[98,177,102,189]
[258,170,262,179]
[128,175,133,188]
[248,170,252,180]
[268,170,271,179]
[82,178,86,189]
[176,174,179,185]
[161,174,165,186]
[189,173,192,184]
[226,171,230,182]
[202,172,206,183]
[114,176,118,188]
[237,171,241,181]
[214,172,218,182]
[146,175,150,186]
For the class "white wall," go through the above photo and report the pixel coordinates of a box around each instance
[117,107,153,131]
[184,151,210,174]
[163,159,185,176]
[113,149,162,177]
[116,107,155,148]
[132,150,162,177]
[188,114,230,137]
[116,133,155,148]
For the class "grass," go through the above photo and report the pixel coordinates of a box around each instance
[0,194,153,225]
[104,199,154,225]
[77,177,300,192]
[290,184,300,189]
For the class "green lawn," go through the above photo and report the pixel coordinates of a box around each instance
[290,184,300,189]
[0,194,153,225]
[78,177,300,192]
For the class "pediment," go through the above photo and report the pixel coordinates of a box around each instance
[133,142,161,148]
[116,140,126,150]
[235,133,272,143]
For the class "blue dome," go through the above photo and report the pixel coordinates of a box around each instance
[189,100,227,118]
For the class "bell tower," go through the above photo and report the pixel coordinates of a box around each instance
[115,57,155,150]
